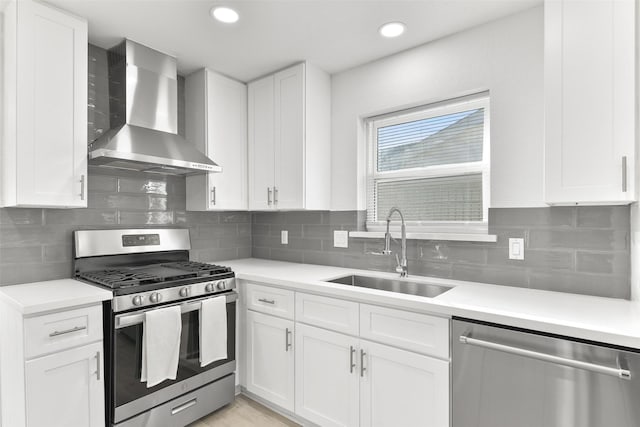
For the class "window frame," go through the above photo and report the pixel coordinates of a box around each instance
[365,94,491,233]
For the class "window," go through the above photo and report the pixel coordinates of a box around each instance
[366,94,490,233]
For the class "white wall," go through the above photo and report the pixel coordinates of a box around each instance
[330,6,544,210]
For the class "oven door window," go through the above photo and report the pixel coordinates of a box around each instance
[112,301,236,409]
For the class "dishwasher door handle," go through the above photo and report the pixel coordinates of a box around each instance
[459,335,631,380]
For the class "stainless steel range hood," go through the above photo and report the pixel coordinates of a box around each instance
[89,40,221,175]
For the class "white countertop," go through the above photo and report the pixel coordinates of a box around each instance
[0,279,112,315]
[222,258,640,349]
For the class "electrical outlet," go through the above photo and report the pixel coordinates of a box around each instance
[281,230,288,245]
[508,238,525,260]
[334,230,349,248]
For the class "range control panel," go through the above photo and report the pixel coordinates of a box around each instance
[122,234,161,247]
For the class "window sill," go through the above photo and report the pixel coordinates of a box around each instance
[348,231,497,243]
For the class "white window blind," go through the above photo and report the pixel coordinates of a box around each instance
[366,94,490,232]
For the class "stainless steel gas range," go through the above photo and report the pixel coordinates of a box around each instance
[74,228,236,427]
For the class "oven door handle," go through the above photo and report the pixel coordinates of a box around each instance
[115,292,237,329]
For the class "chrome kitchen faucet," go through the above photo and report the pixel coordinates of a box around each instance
[383,207,408,277]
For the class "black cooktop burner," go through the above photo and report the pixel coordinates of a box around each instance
[78,261,233,289]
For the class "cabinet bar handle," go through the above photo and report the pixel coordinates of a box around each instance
[267,187,272,206]
[171,398,197,415]
[49,325,87,337]
[360,349,366,377]
[258,298,275,305]
[95,351,101,380]
[285,328,292,352]
[622,156,628,192]
[274,187,278,205]
[350,346,356,373]
[80,175,85,200]
[211,187,216,205]
[460,335,631,380]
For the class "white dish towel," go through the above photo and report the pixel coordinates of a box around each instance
[200,296,227,367]
[140,305,182,388]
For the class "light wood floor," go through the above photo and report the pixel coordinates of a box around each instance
[188,394,300,427]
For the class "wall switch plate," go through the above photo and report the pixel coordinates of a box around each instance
[334,230,349,248]
[281,230,288,245]
[509,238,525,260]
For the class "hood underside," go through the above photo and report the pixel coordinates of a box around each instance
[89,124,221,175]
[88,40,220,175]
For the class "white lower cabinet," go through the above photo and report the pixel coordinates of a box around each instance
[242,284,450,427]
[25,341,104,427]
[246,310,295,411]
[360,340,449,427]
[295,324,360,427]
[0,299,106,427]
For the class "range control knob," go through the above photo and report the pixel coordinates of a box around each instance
[216,281,226,291]
[205,283,215,293]
[132,295,144,306]
[179,287,189,298]
[149,292,162,303]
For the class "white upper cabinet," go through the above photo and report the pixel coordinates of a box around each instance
[185,69,248,211]
[1,0,88,208]
[544,0,636,205]
[248,62,331,210]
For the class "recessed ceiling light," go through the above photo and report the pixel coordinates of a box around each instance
[379,22,405,38]
[210,6,239,24]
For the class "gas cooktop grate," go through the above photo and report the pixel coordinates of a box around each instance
[161,261,232,276]
[78,261,232,289]
[78,270,163,288]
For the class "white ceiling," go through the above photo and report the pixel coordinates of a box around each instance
[45,0,541,82]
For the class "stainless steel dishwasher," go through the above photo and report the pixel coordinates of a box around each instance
[452,318,640,427]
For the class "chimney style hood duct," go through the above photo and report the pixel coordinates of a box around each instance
[89,40,221,175]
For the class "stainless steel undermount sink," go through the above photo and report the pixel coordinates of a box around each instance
[326,274,453,298]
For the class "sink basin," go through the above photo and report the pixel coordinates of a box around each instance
[326,274,452,298]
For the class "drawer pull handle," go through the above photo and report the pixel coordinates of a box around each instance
[258,298,275,305]
[285,328,292,352]
[171,398,197,415]
[95,351,101,380]
[622,156,628,192]
[49,325,87,337]
[350,346,356,373]
[80,175,85,200]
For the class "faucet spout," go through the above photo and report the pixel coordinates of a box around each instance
[383,207,408,277]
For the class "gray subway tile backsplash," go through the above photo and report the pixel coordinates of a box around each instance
[252,206,631,299]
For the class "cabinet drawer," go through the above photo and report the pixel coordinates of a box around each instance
[360,304,449,359]
[246,283,295,319]
[296,292,359,336]
[24,304,103,359]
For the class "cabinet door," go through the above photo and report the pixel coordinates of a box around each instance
[544,0,636,204]
[248,75,276,210]
[25,341,104,427]
[274,63,305,209]
[207,71,248,210]
[295,323,359,427]
[245,310,295,411]
[360,340,449,427]
[15,0,87,207]
[186,70,248,211]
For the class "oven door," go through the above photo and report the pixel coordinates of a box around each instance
[110,292,237,425]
